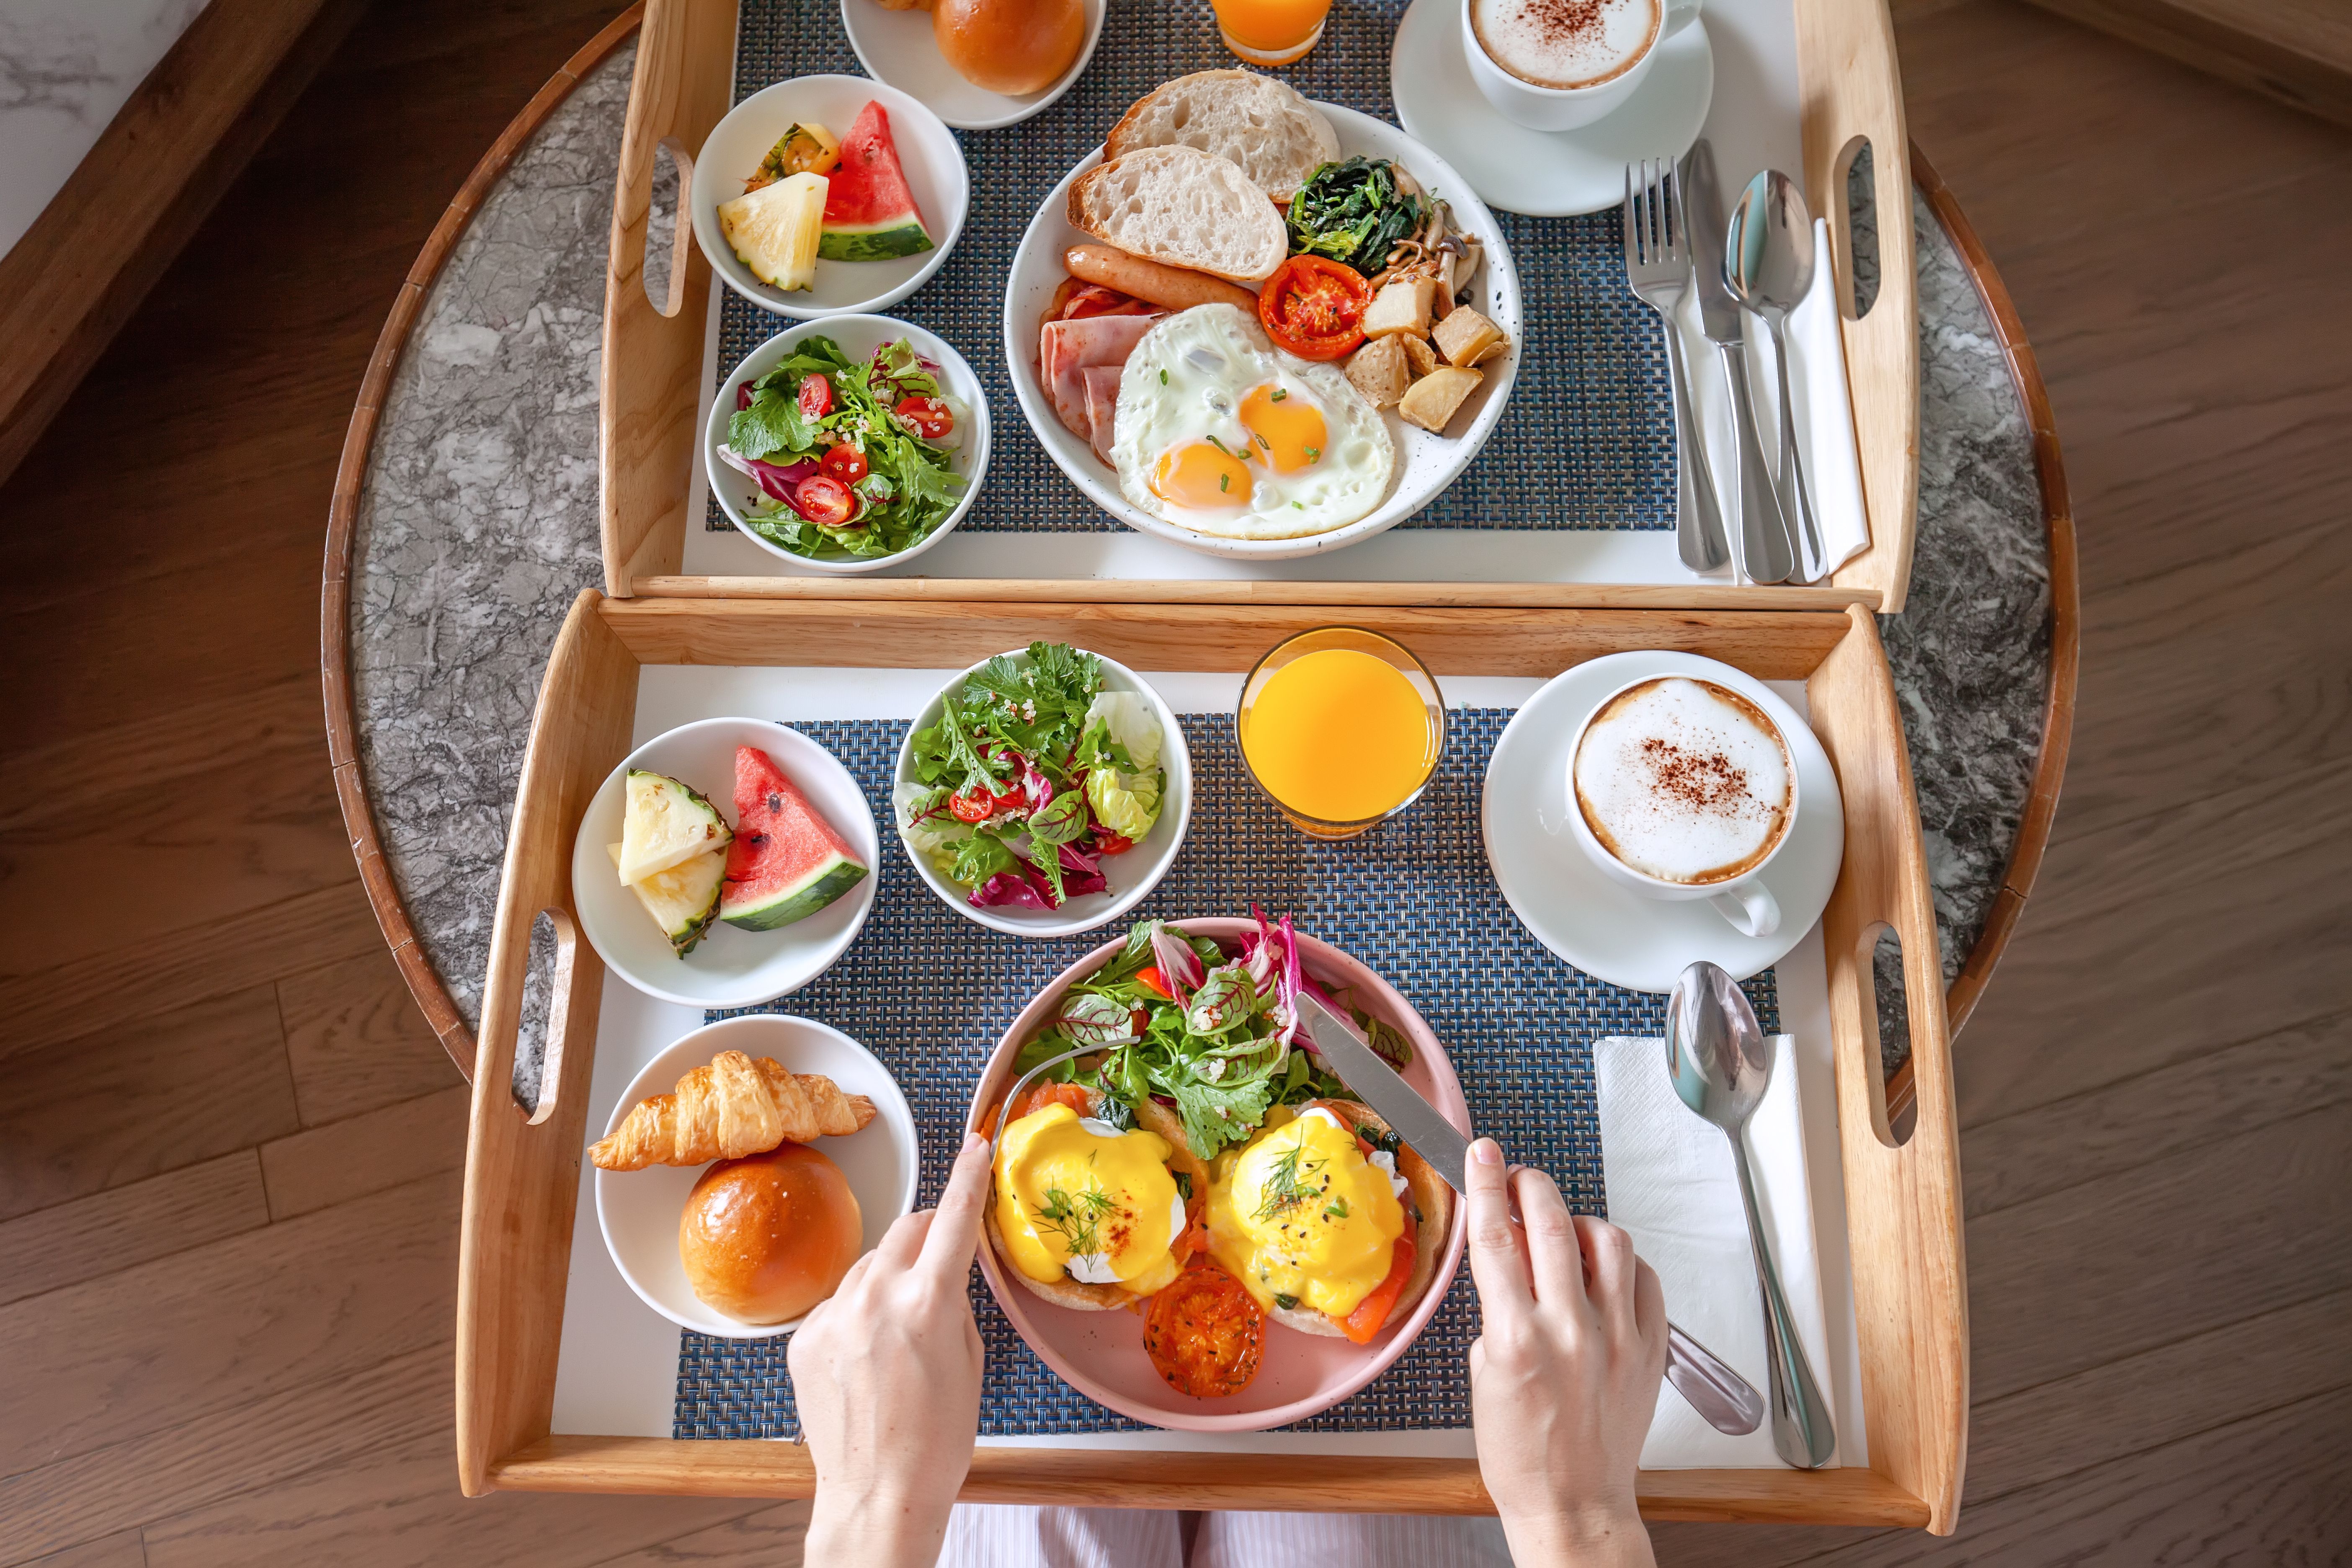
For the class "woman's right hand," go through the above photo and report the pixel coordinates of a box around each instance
[1463,1137,1666,1568]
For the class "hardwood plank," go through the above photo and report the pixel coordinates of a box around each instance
[276,949,460,1127]
[260,1086,471,1221]
[0,881,384,1066]
[0,987,300,1222]
[0,1153,269,1309]
[18,1535,146,1568]
[588,1504,812,1568]
[1962,1010,2352,1216]
[1965,1105,2352,1401]
[0,1173,459,1475]
[2015,0,2352,129]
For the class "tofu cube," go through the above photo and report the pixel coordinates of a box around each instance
[1400,333,1440,379]
[1361,277,1437,338]
[1344,335,1411,408]
[1432,307,1507,367]
[1398,366,1483,433]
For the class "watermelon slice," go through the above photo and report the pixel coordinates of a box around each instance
[720,746,869,930]
[819,102,934,263]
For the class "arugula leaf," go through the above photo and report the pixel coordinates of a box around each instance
[947,829,1016,886]
[1167,1071,1275,1160]
[1011,1030,1082,1084]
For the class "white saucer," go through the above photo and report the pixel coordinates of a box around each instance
[1391,0,1713,217]
[1481,652,1843,992]
[842,0,1106,131]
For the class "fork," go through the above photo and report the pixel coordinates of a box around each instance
[1623,160,1729,573]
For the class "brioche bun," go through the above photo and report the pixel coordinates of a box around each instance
[678,1142,862,1324]
[933,0,1086,95]
[1261,1100,1454,1340]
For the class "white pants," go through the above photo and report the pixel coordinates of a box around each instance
[938,1505,1515,1567]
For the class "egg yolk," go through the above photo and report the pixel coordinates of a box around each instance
[1152,441,1254,509]
[1205,1106,1404,1320]
[1238,384,1328,474]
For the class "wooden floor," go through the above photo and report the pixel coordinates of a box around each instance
[1,0,2346,1561]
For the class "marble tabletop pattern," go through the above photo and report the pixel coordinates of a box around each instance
[347,42,2050,1099]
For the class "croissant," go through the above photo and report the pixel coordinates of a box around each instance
[590,1050,877,1170]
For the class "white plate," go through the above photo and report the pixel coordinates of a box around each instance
[1003,103,1522,562]
[892,651,1192,938]
[692,75,970,319]
[705,315,992,573]
[1481,652,1842,991]
[573,718,881,1009]
[841,0,1106,130]
[1392,0,1713,218]
[595,1015,921,1339]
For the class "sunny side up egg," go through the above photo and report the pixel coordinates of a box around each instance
[1112,304,1395,541]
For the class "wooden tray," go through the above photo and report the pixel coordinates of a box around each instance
[596,0,1920,609]
[456,593,1967,1531]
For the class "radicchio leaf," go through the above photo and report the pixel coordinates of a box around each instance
[717,446,819,509]
[1148,921,1206,1001]
[969,872,1050,910]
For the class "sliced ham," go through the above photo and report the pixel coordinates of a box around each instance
[1039,314,1160,448]
[1082,367,1123,467]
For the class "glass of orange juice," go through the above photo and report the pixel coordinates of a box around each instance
[1238,627,1447,840]
[1211,0,1332,66]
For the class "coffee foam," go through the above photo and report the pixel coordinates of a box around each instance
[1471,0,1658,90]
[1573,678,1792,885]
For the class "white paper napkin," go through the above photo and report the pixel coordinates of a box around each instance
[1594,1034,1834,1468]
[1669,219,1870,583]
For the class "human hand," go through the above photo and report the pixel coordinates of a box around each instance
[1464,1138,1666,1568]
[788,1130,992,1568]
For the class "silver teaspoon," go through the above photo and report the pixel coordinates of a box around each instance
[1724,171,1829,585]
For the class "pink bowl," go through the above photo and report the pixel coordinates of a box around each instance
[969,918,1471,1432]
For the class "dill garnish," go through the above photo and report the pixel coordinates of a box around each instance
[1036,1185,1118,1256]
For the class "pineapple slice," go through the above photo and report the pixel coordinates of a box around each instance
[718,172,827,293]
[617,769,731,884]
[608,843,726,957]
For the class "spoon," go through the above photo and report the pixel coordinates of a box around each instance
[1723,171,1829,585]
[1665,960,1836,1469]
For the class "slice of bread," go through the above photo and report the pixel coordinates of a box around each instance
[1105,70,1339,199]
[1068,146,1287,284]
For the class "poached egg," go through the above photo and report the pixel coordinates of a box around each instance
[994,1104,1189,1295]
[1204,1105,1406,1320]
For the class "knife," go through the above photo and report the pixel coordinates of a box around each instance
[1294,993,1766,1437]
[1683,139,1795,585]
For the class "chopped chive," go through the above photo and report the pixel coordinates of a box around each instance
[1304,445,1320,462]
[1159,368,1168,384]
[1219,473,1230,493]
[1271,388,1288,401]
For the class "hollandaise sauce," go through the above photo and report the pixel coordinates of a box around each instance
[1241,646,1438,825]
[1206,1107,1405,1320]
[993,1104,1185,1295]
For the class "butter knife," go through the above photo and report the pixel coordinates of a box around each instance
[1295,993,1765,1436]
[1684,139,1795,585]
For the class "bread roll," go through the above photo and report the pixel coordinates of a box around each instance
[678,1143,862,1325]
[933,0,1086,95]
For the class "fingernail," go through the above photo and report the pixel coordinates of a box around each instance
[1470,1137,1502,1166]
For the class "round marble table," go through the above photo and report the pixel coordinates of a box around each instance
[325,16,2073,1110]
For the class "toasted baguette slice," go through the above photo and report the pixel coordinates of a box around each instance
[1104,70,1339,199]
[1263,1100,1455,1341]
[1068,146,1287,284]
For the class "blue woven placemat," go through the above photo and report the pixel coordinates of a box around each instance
[704,0,1674,534]
[672,711,1778,1437]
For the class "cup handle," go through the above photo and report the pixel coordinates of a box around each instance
[1661,0,1704,38]
[1708,880,1779,937]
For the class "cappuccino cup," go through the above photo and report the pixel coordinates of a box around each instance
[1463,0,1704,133]
[1565,674,1795,936]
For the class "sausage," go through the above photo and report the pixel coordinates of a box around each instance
[1064,243,1260,316]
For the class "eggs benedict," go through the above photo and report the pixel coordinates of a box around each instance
[985,1079,1209,1311]
[1204,1099,1452,1343]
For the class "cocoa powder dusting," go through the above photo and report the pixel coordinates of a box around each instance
[1516,0,1607,43]
[1639,735,1753,816]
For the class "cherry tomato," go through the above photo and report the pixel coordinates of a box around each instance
[820,444,869,485]
[896,395,953,440]
[1144,1259,1265,1398]
[948,788,995,823]
[1093,831,1135,857]
[797,372,833,420]
[1257,255,1372,361]
[794,474,857,527]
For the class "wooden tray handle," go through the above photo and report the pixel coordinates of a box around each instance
[458,591,641,1495]
[1805,604,1968,1533]
[1796,0,1919,613]
[600,0,738,599]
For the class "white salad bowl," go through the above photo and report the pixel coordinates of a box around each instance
[573,717,882,1009]
[706,315,991,575]
[691,75,969,320]
[596,1014,921,1340]
[1002,103,1522,562]
[841,0,1106,131]
[892,651,1191,939]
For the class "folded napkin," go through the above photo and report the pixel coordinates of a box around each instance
[1668,218,1870,584]
[1594,1034,1834,1468]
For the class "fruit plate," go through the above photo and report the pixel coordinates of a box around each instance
[691,75,970,320]
[1001,103,1522,563]
[595,1014,922,1339]
[572,717,882,1010]
[969,918,1472,1431]
[841,0,1108,131]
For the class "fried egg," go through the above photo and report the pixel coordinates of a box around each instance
[1112,304,1395,541]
